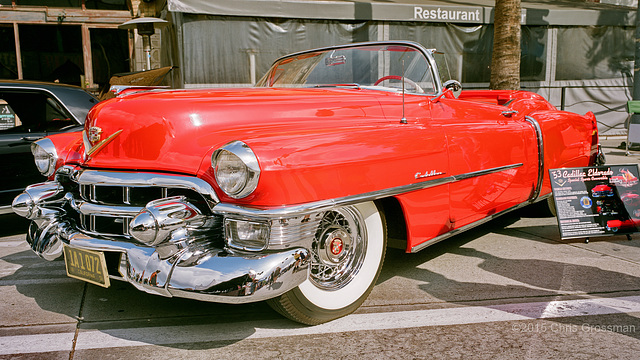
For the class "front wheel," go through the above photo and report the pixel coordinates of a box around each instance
[267,201,386,325]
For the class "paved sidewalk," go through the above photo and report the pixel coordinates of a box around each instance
[600,135,640,165]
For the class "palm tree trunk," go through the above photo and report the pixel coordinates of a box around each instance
[490,0,521,90]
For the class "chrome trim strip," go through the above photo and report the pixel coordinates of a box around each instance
[71,198,143,217]
[524,116,544,202]
[213,163,523,220]
[75,169,220,209]
[123,187,131,205]
[0,205,13,215]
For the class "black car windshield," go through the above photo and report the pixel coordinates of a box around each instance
[57,88,99,124]
[256,43,437,95]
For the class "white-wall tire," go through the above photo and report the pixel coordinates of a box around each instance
[267,201,386,325]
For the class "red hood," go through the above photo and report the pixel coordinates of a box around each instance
[81,87,392,174]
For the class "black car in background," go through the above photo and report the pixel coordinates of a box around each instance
[0,80,98,214]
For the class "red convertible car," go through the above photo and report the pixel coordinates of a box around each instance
[12,41,603,325]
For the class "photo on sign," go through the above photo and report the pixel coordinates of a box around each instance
[549,165,640,239]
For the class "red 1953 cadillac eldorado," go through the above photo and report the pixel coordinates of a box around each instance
[12,41,604,324]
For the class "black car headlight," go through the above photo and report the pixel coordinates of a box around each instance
[31,138,58,177]
[212,141,260,199]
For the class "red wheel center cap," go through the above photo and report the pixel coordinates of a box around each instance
[330,238,344,256]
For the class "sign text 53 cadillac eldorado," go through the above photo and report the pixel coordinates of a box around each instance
[12,41,604,324]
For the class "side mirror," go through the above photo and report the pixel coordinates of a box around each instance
[443,80,462,98]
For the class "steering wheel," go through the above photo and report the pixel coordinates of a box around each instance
[373,75,424,93]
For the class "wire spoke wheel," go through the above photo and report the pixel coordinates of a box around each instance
[309,207,366,290]
[267,201,386,325]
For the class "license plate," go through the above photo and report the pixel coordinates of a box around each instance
[63,245,110,288]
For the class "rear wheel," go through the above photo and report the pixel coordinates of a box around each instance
[267,201,386,325]
[546,196,557,217]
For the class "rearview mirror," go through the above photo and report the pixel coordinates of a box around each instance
[443,80,462,98]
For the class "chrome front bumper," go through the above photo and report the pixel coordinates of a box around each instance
[13,181,310,304]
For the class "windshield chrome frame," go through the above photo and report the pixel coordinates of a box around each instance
[259,41,444,96]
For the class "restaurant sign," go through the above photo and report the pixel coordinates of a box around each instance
[412,6,483,23]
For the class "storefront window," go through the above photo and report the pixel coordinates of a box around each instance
[556,26,633,81]
[90,28,129,90]
[0,25,18,79]
[389,23,546,84]
[19,25,83,86]
[15,0,128,10]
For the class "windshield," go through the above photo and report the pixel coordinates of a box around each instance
[256,43,438,95]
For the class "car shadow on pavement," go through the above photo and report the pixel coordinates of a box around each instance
[4,207,640,349]
[0,215,30,237]
[0,246,311,350]
[379,210,640,340]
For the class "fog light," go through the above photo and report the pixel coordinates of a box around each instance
[224,218,270,251]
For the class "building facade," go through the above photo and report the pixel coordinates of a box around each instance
[157,0,636,136]
[0,0,165,92]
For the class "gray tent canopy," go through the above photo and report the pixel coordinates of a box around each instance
[162,0,636,136]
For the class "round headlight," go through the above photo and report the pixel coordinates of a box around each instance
[212,141,260,199]
[31,138,58,177]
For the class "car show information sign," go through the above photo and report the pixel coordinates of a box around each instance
[549,164,640,240]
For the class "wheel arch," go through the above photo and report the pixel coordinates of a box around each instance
[376,197,407,250]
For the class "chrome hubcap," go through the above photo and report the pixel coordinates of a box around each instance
[318,227,350,265]
[310,207,366,290]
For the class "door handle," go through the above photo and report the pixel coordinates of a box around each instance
[501,110,518,117]
[21,136,43,141]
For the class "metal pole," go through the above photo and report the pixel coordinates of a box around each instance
[629,2,640,150]
[633,2,640,101]
[143,35,151,71]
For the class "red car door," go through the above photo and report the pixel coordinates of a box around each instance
[432,97,538,229]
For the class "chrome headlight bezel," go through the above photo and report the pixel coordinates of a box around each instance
[212,141,260,199]
[31,138,59,177]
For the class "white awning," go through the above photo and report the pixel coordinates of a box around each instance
[167,0,635,26]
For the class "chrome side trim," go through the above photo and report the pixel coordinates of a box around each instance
[409,119,544,253]
[213,163,523,219]
[75,169,220,209]
[0,205,13,215]
[524,115,544,202]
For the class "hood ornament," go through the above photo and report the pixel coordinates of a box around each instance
[83,127,123,160]
[88,126,103,145]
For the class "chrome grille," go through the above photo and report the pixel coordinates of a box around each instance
[79,184,202,207]
[80,213,133,237]
[60,167,221,238]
